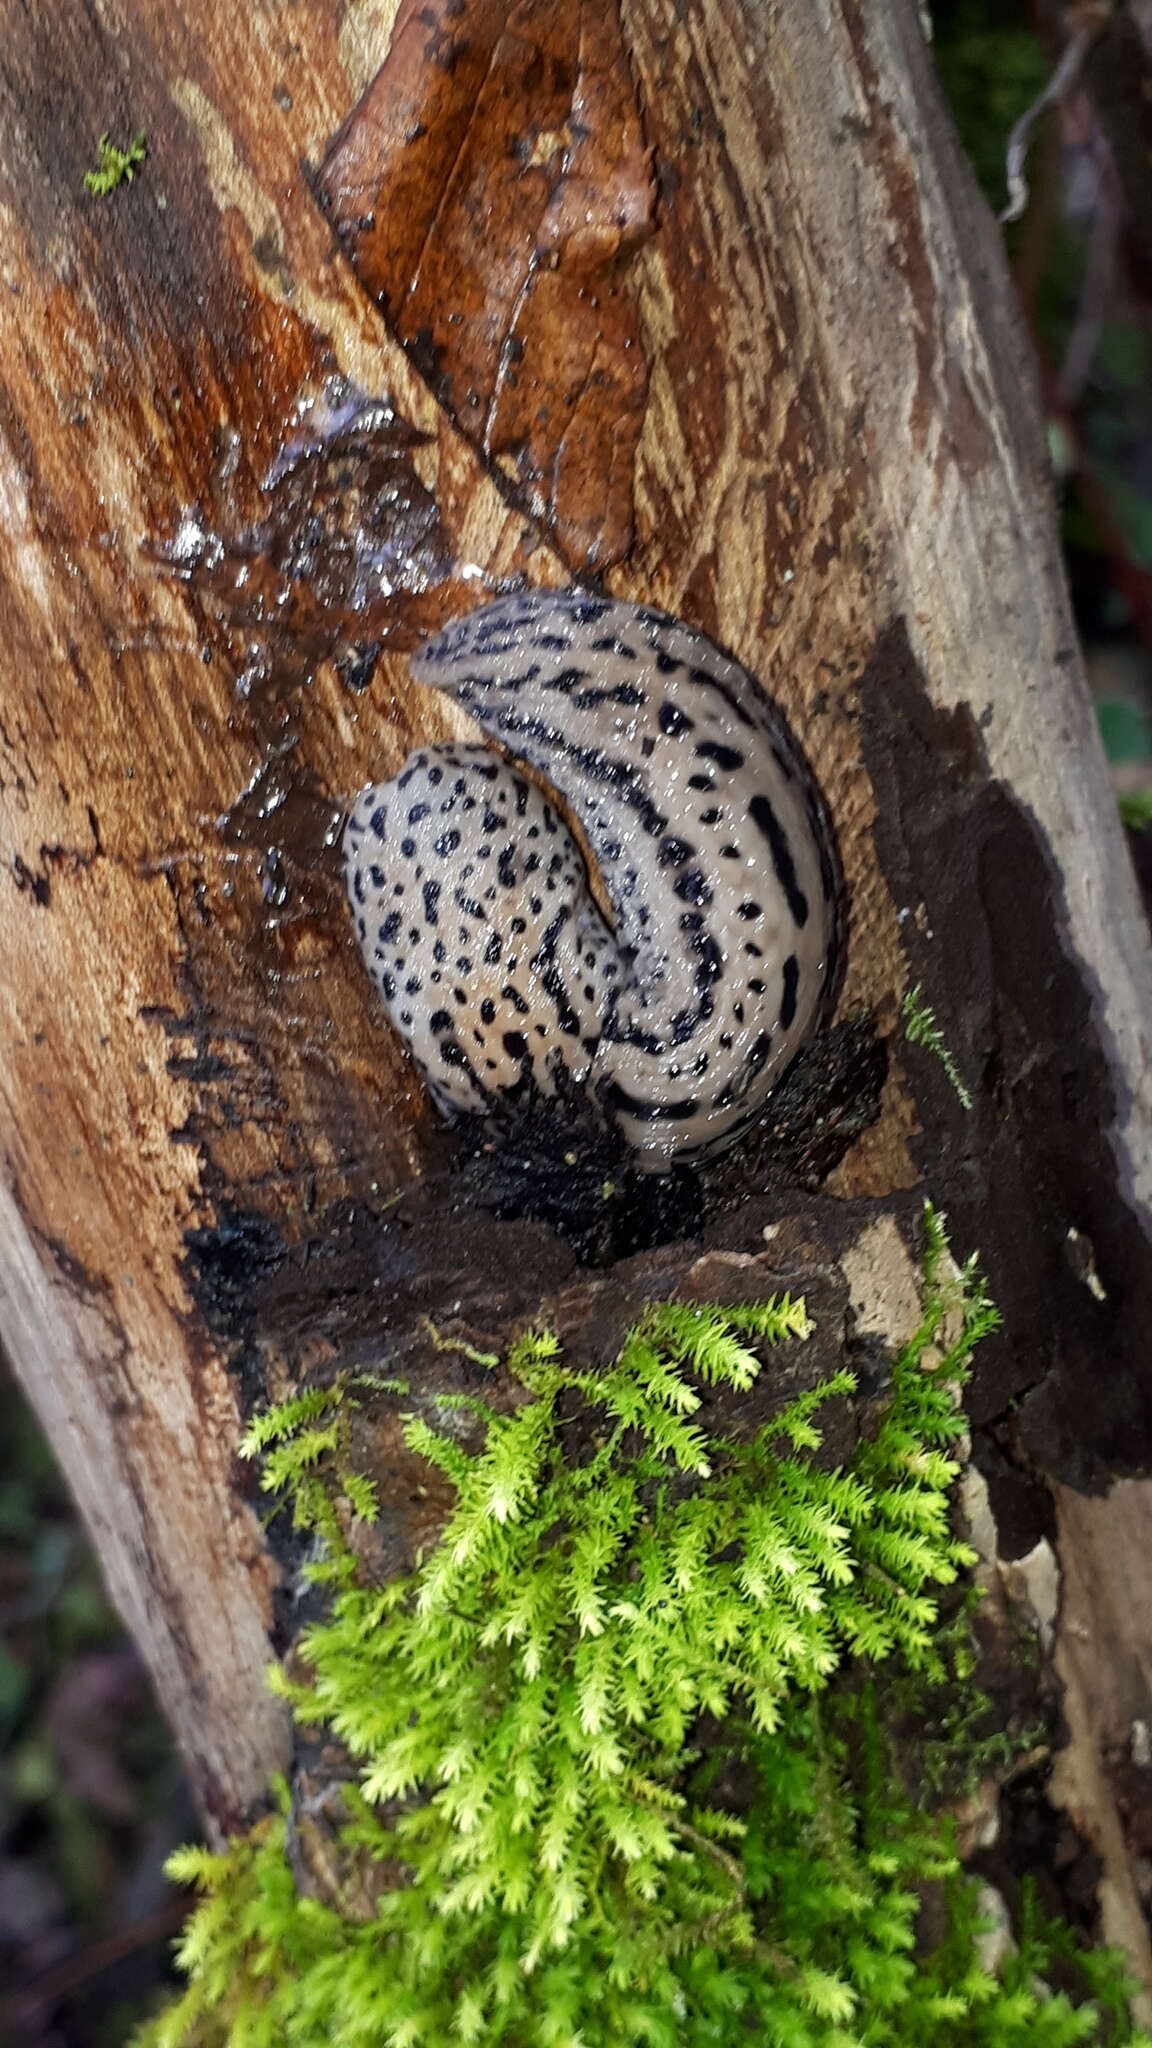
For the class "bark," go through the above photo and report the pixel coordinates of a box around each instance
[1,0,1151,1983]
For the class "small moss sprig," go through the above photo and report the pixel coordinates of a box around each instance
[83,131,147,196]
[902,982,974,1110]
[1119,788,1152,833]
[139,1212,1151,2048]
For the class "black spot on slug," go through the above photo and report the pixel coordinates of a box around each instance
[658,700,694,737]
[748,794,809,928]
[673,868,713,908]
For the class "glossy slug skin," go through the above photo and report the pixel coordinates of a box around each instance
[347,590,841,1169]
[345,742,620,1115]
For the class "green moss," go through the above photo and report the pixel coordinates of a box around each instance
[83,131,146,196]
[139,1212,1149,2047]
[901,985,974,1111]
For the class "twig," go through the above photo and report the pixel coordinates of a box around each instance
[1000,16,1107,225]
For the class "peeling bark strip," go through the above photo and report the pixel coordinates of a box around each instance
[315,0,655,571]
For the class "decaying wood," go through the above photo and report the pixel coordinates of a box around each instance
[315,0,655,571]
[2,0,1152,1978]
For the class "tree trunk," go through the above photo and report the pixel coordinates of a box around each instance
[2,0,1151,1984]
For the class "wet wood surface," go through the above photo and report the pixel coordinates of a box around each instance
[1,0,1151,1962]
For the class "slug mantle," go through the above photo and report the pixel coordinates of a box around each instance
[344,590,842,1170]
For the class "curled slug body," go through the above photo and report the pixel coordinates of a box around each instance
[344,742,619,1115]
[345,591,841,1170]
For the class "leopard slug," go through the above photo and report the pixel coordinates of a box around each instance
[344,590,841,1170]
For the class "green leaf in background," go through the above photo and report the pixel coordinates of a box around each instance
[1097,699,1152,766]
[1118,788,1152,832]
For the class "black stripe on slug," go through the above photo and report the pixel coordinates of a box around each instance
[438,1038,485,1092]
[780,953,800,1031]
[573,680,644,710]
[568,596,613,626]
[487,713,671,840]
[533,905,584,1037]
[598,1078,702,1122]
[686,663,757,729]
[695,741,744,772]
[747,794,810,928]
[539,664,588,696]
[746,1030,773,1075]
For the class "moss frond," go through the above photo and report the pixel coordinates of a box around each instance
[83,131,147,195]
[138,1210,1148,2048]
[902,984,974,1110]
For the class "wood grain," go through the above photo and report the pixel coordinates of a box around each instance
[1,0,1151,1918]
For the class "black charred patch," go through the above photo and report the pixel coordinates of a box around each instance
[182,1209,289,1411]
[859,616,1152,1490]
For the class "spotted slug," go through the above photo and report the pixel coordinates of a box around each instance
[344,590,841,1170]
